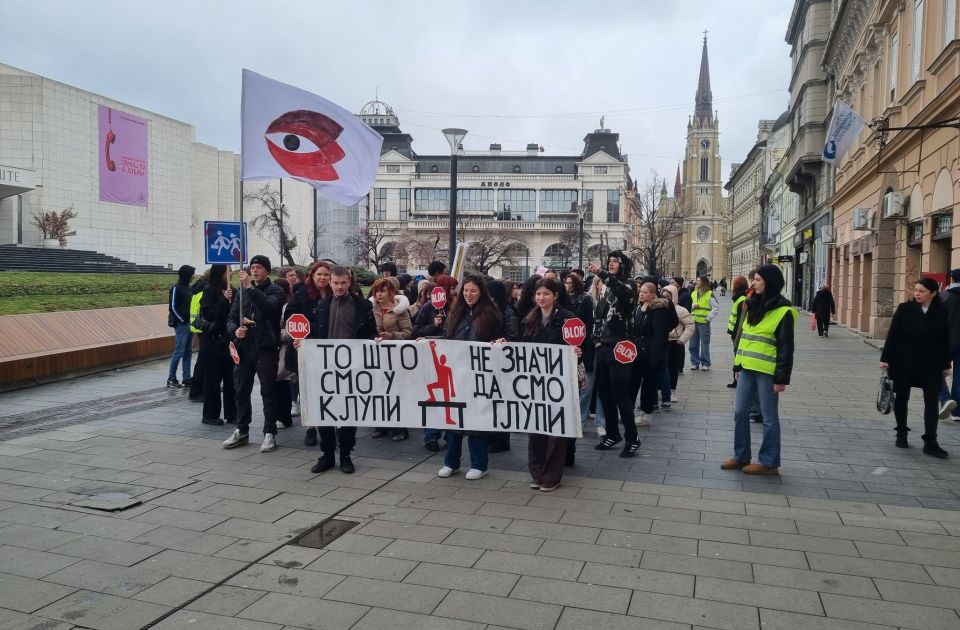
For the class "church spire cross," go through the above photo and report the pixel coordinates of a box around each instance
[694,32,713,123]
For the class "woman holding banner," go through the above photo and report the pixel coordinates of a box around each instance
[437,275,503,480]
[519,278,581,491]
[370,276,413,442]
[288,260,333,447]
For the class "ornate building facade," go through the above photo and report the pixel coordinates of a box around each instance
[679,37,730,281]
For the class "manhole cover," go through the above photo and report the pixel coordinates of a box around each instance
[288,518,358,549]
[70,492,142,512]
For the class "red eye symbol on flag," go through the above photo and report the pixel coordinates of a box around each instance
[264,110,345,181]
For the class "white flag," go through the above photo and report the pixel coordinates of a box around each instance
[822,100,865,165]
[241,69,383,205]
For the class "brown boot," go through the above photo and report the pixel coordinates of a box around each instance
[742,463,779,475]
[720,458,749,470]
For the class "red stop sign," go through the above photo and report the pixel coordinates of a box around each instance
[286,313,311,340]
[228,341,240,365]
[431,286,447,310]
[561,318,586,346]
[613,340,638,364]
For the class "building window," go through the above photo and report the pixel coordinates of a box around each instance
[934,213,954,238]
[373,188,387,220]
[502,267,525,282]
[414,188,449,213]
[912,0,924,82]
[671,246,677,263]
[472,165,480,173]
[399,189,410,220]
[430,165,439,173]
[583,190,594,222]
[606,190,620,223]
[458,189,495,213]
[498,189,536,221]
[946,0,957,46]
[593,166,608,175]
[386,164,401,174]
[539,190,578,214]
[555,165,564,173]
[700,155,709,181]
[907,220,923,246]
[513,165,522,173]
[889,32,899,102]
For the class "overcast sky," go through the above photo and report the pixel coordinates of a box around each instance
[2,0,793,189]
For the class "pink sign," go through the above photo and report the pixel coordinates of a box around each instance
[99,105,148,207]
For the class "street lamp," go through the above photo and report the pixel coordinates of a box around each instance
[442,128,467,266]
[574,202,590,270]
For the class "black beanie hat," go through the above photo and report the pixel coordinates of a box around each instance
[756,264,785,298]
[177,265,195,284]
[249,255,272,272]
[917,277,940,294]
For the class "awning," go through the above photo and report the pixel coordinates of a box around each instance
[0,165,35,199]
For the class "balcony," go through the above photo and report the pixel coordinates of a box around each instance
[402,218,613,232]
[415,173,578,182]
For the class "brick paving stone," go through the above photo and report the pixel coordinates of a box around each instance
[556,607,691,630]
[129,524,236,555]
[578,562,695,596]
[627,591,760,630]
[323,533,393,556]
[538,539,643,567]
[477,502,564,523]
[926,566,960,588]
[152,609,283,629]
[237,592,368,629]
[873,578,960,609]
[397,495,483,514]
[695,575,825,615]
[44,558,168,597]
[510,574,632,613]
[794,521,906,544]
[838,512,949,534]
[56,514,161,542]
[820,592,960,630]
[559,510,654,533]
[323,575,447,614]
[0,504,86,528]
[650,520,750,544]
[354,518,452,543]
[0,608,74,630]
[698,510,798,533]
[744,503,843,524]
[0,544,82,579]
[445,528,544,554]
[186,585,268,616]
[641,549,754,582]
[379,539,483,567]
[698,540,808,569]
[758,609,899,630]
[305,550,417,581]
[34,589,170,630]
[352,607,486,630]
[596,529,699,555]
[227,564,344,599]
[0,524,84,552]
[807,552,935,583]
[340,503,431,523]
[503,518,601,543]
[402,562,520,596]
[748,530,860,555]
[135,549,247,582]
[433,590,562,630]
[0,574,77,614]
[899,531,960,551]
[475,550,584,581]
[752,564,881,598]
[855,541,960,568]
[420,510,512,533]
[131,576,212,606]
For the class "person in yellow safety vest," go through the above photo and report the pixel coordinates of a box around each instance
[722,264,795,476]
[726,276,750,388]
[689,275,720,370]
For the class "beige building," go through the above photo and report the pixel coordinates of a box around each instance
[678,37,730,282]
[824,0,959,338]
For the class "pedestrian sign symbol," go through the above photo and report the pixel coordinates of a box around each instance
[204,221,248,265]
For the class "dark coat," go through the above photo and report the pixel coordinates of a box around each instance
[569,292,595,370]
[881,300,951,387]
[412,302,445,338]
[198,286,233,356]
[226,278,285,351]
[676,287,693,313]
[521,307,577,345]
[941,286,960,347]
[631,298,675,370]
[500,304,521,342]
[167,282,193,327]
[811,289,836,321]
[309,293,377,341]
[593,271,637,344]
[449,307,503,342]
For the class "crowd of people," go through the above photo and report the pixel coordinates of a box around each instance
[165,249,954,492]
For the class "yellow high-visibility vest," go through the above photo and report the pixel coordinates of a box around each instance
[728,295,746,333]
[189,292,203,334]
[691,290,713,324]
[734,306,797,376]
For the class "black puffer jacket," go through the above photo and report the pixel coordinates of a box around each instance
[226,278,285,351]
[522,307,577,345]
[592,251,637,344]
[569,292,595,370]
[198,286,233,356]
[632,298,676,370]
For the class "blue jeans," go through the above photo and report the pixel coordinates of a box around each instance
[444,432,489,471]
[168,324,192,381]
[733,370,781,467]
[938,345,960,411]
[579,370,605,430]
[423,428,441,444]
[690,322,711,367]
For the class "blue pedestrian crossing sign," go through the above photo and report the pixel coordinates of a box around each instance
[204,221,247,264]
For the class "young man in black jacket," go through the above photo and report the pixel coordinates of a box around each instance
[166,265,195,388]
[588,251,640,457]
[223,255,286,453]
[307,266,378,474]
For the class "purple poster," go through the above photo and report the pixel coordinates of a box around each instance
[98,105,148,207]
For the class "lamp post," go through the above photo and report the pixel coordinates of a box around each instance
[574,202,589,270]
[442,128,467,266]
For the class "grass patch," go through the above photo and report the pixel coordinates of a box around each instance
[0,272,172,315]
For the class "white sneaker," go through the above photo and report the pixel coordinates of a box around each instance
[465,469,487,480]
[291,401,300,417]
[596,427,607,438]
[259,433,276,453]
[437,466,459,478]
[635,413,652,427]
[939,400,958,420]
[222,429,248,449]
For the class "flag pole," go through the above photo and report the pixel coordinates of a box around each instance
[239,179,244,316]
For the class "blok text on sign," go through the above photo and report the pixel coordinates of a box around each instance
[286,313,311,340]
[613,340,637,364]
[561,318,586,346]
[430,287,447,310]
[297,339,582,438]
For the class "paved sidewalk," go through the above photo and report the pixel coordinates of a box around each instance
[0,298,959,629]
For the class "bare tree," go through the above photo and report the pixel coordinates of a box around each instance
[303,223,327,265]
[461,223,527,274]
[244,184,296,266]
[625,171,689,277]
[344,222,399,269]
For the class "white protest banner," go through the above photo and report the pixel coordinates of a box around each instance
[297,339,582,438]
[822,100,865,165]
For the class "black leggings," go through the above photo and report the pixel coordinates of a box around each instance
[893,380,939,440]
[630,359,659,414]
[595,344,638,444]
[816,318,830,336]
[667,342,684,390]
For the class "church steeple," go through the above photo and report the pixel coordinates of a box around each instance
[694,32,713,124]
[674,164,682,198]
